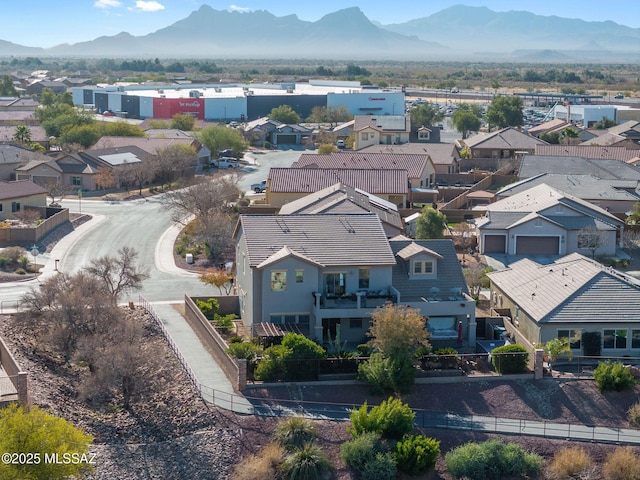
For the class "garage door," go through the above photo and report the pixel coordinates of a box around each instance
[484,235,506,253]
[275,134,297,144]
[516,236,559,255]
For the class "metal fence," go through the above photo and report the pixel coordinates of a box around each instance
[137,296,640,445]
[0,300,20,314]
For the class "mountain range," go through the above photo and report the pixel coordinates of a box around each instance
[0,4,638,62]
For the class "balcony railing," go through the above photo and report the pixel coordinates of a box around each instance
[314,290,398,310]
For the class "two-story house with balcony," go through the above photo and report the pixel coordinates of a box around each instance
[233,213,475,348]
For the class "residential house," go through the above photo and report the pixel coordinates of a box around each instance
[266,168,410,208]
[25,80,67,96]
[487,253,640,355]
[461,127,547,159]
[476,183,624,257]
[233,213,475,346]
[579,122,640,150]
[527,120,598,144]
[15,146,153,191]
[533,144,640,163]
[0,126,49,148]
[278,183,403,237]
[496,173,640,217]
[90,135,205,167]
[0,180,47,220]
[352,115,411,150]
[519,155,640,180]
[293,152,436,191]
[359,143,461,175]
[240,117,312,147]
[0,145,49,181]
[332,120,354,140]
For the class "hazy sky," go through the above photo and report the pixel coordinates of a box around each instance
[4,1,639,47]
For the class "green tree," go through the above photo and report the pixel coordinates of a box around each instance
[451,104,482,139]
[593,116,617,129]
[269,104,301,124]
[255,333,326,382]
[104,121,145,137]
[171,113,196,131]
[197,125,247,160]
[306,105,352,125]
[367,303,430,359]
[0,404,94,480]
[559,126,580,145]
[410,103,444,128]
[544,337,572,377]
[12,125,31,145]
[59,124,101,148]
[626,201,640,225]
[0,74,17,96]
[416,205,447,239]
[486,95,523,130]
[317,143,337,154]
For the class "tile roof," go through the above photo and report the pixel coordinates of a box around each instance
[0,180,47,200]
[354,115,409,132]
[579,132,627,146]
[293,152,430,178]
[358,143,459,165]
[527,119,570,135]
[0,126,48,143]
[389,238,469,302]
[519,155,640,180]
[607,121,640,136]
[534,144,639,162]
[268,168,408,195]
[278,183,403,230]
[0,144,49,165]
[497,174,640,203]
[488,253,640,324]
[484,183,622,226]
[464,127,546,150]
[90,136,198,155]
[236,214,396,268]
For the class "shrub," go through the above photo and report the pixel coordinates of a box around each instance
[231,443,284,480]
[14,268,26,275]
[255,333,326,382]
[547,446,593,480]
[340,432,386,472]
[594,360,636,392]
[356,344,372,357]
[394,434,440,476]
[348,397,415,440]
[18,256,30,269]
[360,451,397,480]
[228,336,243,344]
[279,443,332,480]
[2,246,26,264]
[629,402,640,426]
[445,439,543,480]
[226,341,261,362]
[274,417,317,451]
[434,347,458,355]
[357,352,415,395]
[195,297,219,319]
[213,313,236,331]
[0,257,7,268]
[602,446,640,480]
[491,343,529,374]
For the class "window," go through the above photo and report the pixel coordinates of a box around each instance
[361,132,368,141]
[632,330,640,349]
[350,318,363,329]
[324,272,346,295]
[603,329,627,349]
[270,271,287,291]
[557,329,582,349]
[270,313,309,325]
[418,130,430,140]
[0,203,3,212]
[71,176,82,186]
[296,269,304,283]
[11,201,20,213]
[358,268,369,289]
[413,260,434,275]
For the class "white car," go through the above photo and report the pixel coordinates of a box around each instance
[214,157,239,168]
[336,140,345,149]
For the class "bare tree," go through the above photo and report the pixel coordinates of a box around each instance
[44,180,72,206]
[199,266,234,295]
[153,144,197,184]
[12,207,41,226]
[20,272,121,361]
[463,262,492,297]
[577,226,608,259]
[78,315,155,409]
[84,246,149,303]
[94,166,117,190]
[129,160,158,196]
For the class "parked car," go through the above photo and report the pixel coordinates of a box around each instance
[615,93,624,99]
[336,139,345,149]
[218,149,241,159]
[213,157,239,168]
[251,180,267,193]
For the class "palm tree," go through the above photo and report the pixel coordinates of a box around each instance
[13,124,31,145]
